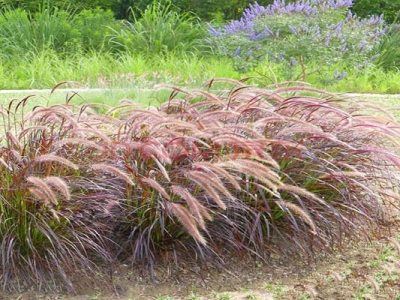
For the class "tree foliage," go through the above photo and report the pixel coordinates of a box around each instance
[352,0,400,23]
[0,0,276,21]
[0,0,115,11]
[2,0,399,24]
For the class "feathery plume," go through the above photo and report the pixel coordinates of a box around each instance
[171,185,212,229]
[27,176,58,206]
[278,184,326,206]
[43,176,71,201]
[192,161,241,190]
[388,237,400,257]
[151,155,171,182]
[53,138,104,152]
[29,187,50,206]
[141,177,170,200]
[187,170,227,210]
[91,163,134,186]
[276,200,317,233]
[6,131,21,151]
[364,275,380,293]
[34,154,79,170]
[168,202,206,245]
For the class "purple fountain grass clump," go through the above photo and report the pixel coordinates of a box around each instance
[2,81,400,291]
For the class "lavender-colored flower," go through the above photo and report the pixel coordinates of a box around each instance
[266,0,317,15]
[209,0,386,75]
[208,24,221,37]
[337,72,347,80]
[381,26,389,35]
[367,14,384,26]
[250,25,274,40]
[312,26,321,38]
[289,57,298,66]
[324,32,331,46]
[234,46,242,57]
[340,42,347,53]
[370,53,380,61]
[328,0,353,9]
[288,25,297,35]
[246,49,253,60]
[225,19,254,34]
[242,1,267,21]
[359,41,367,51]
[335,21,343,34]
[334,70,347,80]
[346,10,355,22]
[371,26,389,39]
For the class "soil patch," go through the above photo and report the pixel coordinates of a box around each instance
[3,217,400,300]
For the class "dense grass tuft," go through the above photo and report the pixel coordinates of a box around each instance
[1,81,400,291]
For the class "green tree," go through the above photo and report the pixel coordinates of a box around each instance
[0,0,116,12]
[116,0,275,21]
[352,0,400,23]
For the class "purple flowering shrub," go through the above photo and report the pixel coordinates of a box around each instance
[208,0,388,78]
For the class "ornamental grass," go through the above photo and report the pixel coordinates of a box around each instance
[1,80,400,292]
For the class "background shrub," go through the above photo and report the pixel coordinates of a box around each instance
[1,0,398,23]
[0,5,124,56]
[207,0,388,79]
[73,8,120,52]
[109,2,210,56]
[352,0,400,24]
[0,6,78,56]
[373,23,400,71]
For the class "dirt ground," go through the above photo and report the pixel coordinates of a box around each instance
[3,219,400,300]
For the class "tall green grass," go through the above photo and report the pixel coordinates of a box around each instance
[0,4,120,55]
[109,2,210,56]
[0,51,240,90]
[3,49,400,94]
[374,24,400,72]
